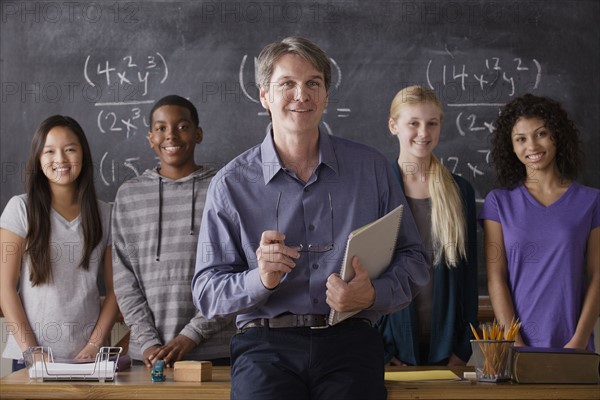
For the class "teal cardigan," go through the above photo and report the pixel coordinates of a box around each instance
[375,162,479,365]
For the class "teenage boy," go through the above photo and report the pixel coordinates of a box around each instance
[113,95,234,367]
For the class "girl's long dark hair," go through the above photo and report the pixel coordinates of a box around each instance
[25,115,102,286]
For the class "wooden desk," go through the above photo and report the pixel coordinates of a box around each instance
[1,366,598,400]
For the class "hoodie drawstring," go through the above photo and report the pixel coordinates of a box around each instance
[156,175,198,260]
[190,177,196,235]
[156,177,163,261]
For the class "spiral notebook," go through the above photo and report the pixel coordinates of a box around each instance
[328,204,404,325]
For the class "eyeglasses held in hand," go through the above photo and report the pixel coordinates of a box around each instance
[275,191,334,253]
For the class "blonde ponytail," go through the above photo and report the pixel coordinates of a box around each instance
[390,85,467,268]
[428,155,467,267]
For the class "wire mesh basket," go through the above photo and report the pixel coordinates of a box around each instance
[23,346,122,382]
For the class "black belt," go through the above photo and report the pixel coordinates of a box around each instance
[239,314,372,332]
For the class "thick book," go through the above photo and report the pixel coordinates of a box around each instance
[511,346,600,384]
[327,204,403,325]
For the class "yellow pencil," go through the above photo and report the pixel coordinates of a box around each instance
[470,323,479,340]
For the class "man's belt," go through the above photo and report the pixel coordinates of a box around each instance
[239,314,371,332]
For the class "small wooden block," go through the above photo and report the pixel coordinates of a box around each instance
[463,371,477,381]
[173,361,212,382]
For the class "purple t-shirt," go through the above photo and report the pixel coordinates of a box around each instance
[480,182,600,350]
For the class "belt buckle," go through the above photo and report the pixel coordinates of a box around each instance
[310,322,330,330]
[305,314,328,329]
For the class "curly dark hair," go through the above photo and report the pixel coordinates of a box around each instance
[490,93,583,188]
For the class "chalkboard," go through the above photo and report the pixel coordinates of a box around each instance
[2,0,599,295]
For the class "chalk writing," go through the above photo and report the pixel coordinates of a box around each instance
[455,112,495,136]
[99,153,157,187]
[426,56,541,102]
[84,53,169,186]
[84,53,168,144]
[426,52,543,187]
[96,107,149,139]
[84,53,168,92]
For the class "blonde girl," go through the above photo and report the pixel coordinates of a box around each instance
[376,86,478,366]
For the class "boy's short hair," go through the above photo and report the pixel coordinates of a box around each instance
[149,95,199,127]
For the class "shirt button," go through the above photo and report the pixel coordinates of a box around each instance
[304,187,309,192]
[308,224,315,231]
[312,263,319,270]
[312,298,319,304]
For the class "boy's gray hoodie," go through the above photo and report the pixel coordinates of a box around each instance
[112,166,234,361]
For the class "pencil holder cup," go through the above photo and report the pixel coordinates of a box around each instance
[470,340,515,382]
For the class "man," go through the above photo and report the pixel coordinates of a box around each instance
[113,95,235,367]
[192,37,428,399]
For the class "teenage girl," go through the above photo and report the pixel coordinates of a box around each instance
[0,115,118,370]
[481,94,599,350]
[376,85,478,366]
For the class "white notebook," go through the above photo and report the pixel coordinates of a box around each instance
[328,204,404,325]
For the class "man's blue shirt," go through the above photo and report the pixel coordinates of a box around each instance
[192,131,429,328]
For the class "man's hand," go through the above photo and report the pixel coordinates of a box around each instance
[326,256,375,312]
[256,230,300,289]
[147,335,197,367]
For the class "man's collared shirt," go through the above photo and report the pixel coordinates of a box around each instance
[193,131,428,328]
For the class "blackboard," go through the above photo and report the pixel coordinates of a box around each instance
[2,0,599,295]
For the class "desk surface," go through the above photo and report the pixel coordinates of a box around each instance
[0,365,598,400]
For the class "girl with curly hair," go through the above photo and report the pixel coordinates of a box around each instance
[480,94,599,350]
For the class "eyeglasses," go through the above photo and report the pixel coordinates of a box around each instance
[275,192,334,253]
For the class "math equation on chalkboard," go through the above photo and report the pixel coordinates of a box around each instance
[83,53,169,186]
[84,53,168,138]
[425,52,543,190]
